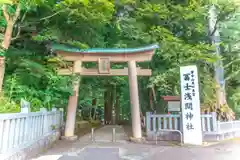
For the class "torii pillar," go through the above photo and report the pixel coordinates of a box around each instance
[62,60,82,140]
[128,60,142,138]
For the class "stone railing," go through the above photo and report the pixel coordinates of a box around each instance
[0,108,63,160]
[146,112,240,141]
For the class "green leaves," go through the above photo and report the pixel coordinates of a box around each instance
[0,0,13,5]
[57,0,89,6]
[0,0,238,115]
[3,46,73,111]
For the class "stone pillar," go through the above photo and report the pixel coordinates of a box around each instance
[128,60,142,139]
[62,60,82,141]
[20,99,31,113]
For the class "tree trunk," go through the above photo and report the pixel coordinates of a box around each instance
[0,57,5,92]
[107,86,113,124]
[103,85,115,124]
[149,88,153,111]
[151,87,157,112]
[92,98,97,120]
[0,4,21,91]
[0,23,14,91]
[111,85,116,124]
[115,92,120,124]
[104,87,111,124]
[2,23,14,49]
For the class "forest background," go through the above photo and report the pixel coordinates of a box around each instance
[0,0,240,120]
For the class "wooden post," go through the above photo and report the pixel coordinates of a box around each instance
[62,60,82,141]
[128,60,142,139]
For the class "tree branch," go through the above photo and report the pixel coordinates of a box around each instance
[14,9,67,26]
[40,9,66,21]
[12,3,21,23]
[11,10,28,40]
[11,25,20,40]
[20,10,27,22]
[209,6,234,37]
[2,4,10,22]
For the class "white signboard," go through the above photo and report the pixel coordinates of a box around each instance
[180,65,202,145]
[168,101,180,112]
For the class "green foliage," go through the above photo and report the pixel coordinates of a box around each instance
[220,7,240,114]
[0,0,13,5]
[0,0,238,118]
[3,47,73,111]
[0,94,20,113]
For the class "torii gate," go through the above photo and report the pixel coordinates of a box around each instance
[49,43,159,140]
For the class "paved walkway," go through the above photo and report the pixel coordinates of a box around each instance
[78,125,128,143]
[33,125,240,160]
[34,125,128,159]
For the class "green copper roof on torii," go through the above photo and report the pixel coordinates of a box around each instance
[49,43,159,54]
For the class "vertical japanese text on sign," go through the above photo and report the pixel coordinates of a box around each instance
[180,65,202,145]
[183,71,195,130]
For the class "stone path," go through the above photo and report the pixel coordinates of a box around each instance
[33,125,128,159]
[33,125,240,160]
[78,125,128,143]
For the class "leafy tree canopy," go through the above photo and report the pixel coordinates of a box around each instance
[0,0,238,120]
